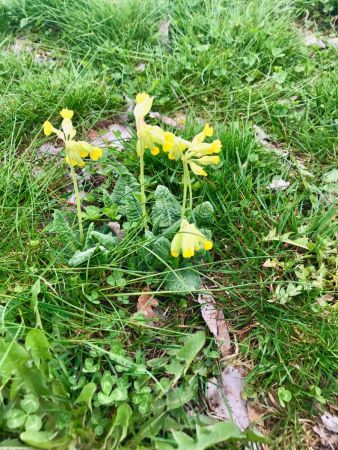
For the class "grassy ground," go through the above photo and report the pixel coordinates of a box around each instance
[0,0,337,449]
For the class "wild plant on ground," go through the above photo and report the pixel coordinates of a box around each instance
[43,109,103,242]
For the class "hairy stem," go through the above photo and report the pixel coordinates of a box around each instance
[138,140,148,228]
[69,163,84,243]
[181,161,189,219]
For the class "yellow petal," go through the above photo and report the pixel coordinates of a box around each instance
[60,108,74,119]
[151,146,160,155]
[171,232,182,258]
[62,118,76,139]
[182,248,194,258]
[203,123,214,137]
[204,240,213,251]
[90,147,103,161]
[134,93,153,120]
[189,162,207,177]
[43,120,53,136]
[163,132,174,142]
[136,93,148,104]
[198,155,220,165]
[163,141,174,152]
[211,139,222,153]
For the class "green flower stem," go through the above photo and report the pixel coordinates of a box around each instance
[187,167,193,211]
[181,161,190,219]
[138,140,148,228]
[69,163,84,243]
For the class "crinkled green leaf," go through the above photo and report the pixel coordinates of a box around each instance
[165,268,201,293]
[152,185,181,228]
[82,206,102,221]
[191,202,214,227]
[52,210,78,250]
[144,232,171,269]
[68,246,97,266]
[101,372,114,395]
[90,231,119,250]
[323,169,338,184]
[124,186,143,223]
[111,172,139,206]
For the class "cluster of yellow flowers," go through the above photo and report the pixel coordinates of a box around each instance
[43,109,103,167]
[134,93,221,259]
[42,95,220,256]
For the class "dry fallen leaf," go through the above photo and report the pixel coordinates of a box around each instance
[67,191,86,206]
[207,367,250,430]
[197,292,231,358]
[262,258,277,268]
[321,413,338,434]
[327,37,338,50]
[247,402,265,424]
[136,288,159,319]
[149,111,186,129]
[253,125,289,157]
[135,62,147,72]
[108,222,125,240]
[304,35,326,49]
[159,20,170,43]
[313,420,338,449]
[268,178,290,190]
[11,38,33,54]
[38,143,62,156]
[89,123,132,150]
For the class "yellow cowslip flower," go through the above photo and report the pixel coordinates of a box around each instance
[134,100,189,157]
[137,125,166,156]
[43,109,103,167]
[161,131,190,160]
[181,124,222,176]
[60,108,74,119]
[171,219,213,258]
[134,93,153,130]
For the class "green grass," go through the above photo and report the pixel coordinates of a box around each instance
[0,0,337,448]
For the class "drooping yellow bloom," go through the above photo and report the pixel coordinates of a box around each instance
[181,124,222,177]
[43,120,53,136]
[134,93,188,158]
[134,93,153,131]
[161,131,189,160]
[171,219,213,258]
[43,109,103,167]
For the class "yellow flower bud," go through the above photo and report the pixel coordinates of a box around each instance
[43,120,53,136]
[203,123,214,137]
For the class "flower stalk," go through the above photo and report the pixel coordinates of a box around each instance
[137,140,148,227]
[181,161,190,219]
[43,108,103,244]
[69,161,84,243]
